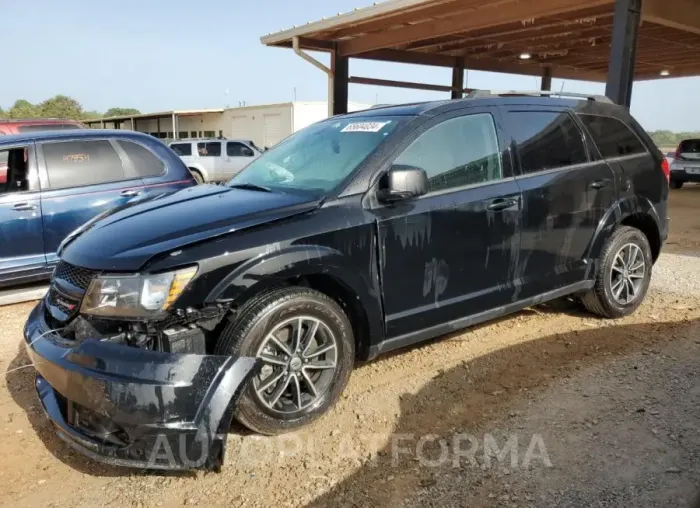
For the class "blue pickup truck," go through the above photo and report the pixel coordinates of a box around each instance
[0,130,195,288]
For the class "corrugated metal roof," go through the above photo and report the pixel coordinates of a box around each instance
[260,0,437,45]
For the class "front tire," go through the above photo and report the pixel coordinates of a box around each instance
[189,168,204,184]
[215,287,355,435]
[581,226,653,319]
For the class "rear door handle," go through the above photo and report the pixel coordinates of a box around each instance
[12,202,37,211]
[590,179,611,189]
[120,189,141,197]
[487,198,518,212]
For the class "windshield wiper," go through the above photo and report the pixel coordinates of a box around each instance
[229,183,273,193]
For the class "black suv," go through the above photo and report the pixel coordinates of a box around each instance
[24,92,668,470]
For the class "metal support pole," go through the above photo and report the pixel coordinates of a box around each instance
[605,0,642,107]
[331,49,349,116]
[172,113,178,140]
[157,117,161,138]
[451,61,465,99]
[130,117,135,131]
[293,37,336,117]
[100,120,104,129]
[541,67,553,91]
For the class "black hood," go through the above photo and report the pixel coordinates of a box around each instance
[61,185,321,271]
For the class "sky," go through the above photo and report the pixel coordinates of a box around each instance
[2,0,698,132]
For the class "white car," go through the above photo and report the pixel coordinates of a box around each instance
[669,139,700,189]
[169,138,262,183]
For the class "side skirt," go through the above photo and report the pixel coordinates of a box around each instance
[369,280,594,359]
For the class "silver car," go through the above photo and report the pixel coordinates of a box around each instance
[669,138,700,189]
[169,138,262,183]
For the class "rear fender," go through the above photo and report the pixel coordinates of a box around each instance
[585,195,662,263]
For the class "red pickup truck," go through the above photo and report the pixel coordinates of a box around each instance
[0,119,86,184]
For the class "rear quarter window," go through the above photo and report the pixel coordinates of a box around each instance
[577,114,647,158]
[117,140,166,177]
[170,143,192,156]
[42,140,126,189]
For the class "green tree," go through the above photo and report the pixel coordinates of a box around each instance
[104,107,141,117]
[39,95,84,120]
[9,99,39,119]
[81,110,102,121]
[0,107,6,118]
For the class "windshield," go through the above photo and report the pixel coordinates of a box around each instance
[228,116,403,196]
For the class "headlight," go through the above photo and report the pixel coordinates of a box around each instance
[81,266,197,318]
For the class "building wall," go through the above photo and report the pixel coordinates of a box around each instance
[221,103,293,149]
[97,101,371,144]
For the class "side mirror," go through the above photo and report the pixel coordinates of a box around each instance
[377,165,428,203]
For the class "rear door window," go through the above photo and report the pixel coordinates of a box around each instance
[577,114,646,158]
[197,142,221,157]
[506,111,588,174]
[117,140,165,177]
[170,143,192,156]
[42,140,126,189]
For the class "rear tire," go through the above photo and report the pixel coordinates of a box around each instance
[581,226,652,319]
[215,287,355,435]
[189,168,204,184]
[670,180,684,189]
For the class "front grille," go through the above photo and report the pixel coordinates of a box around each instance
[53,261,99,291]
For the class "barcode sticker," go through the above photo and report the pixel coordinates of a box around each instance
[341,121,390,133]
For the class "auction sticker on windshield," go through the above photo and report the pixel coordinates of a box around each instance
[341,121,391,133]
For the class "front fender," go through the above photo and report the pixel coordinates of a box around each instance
[585,195,662,261]
[206,244,385,355]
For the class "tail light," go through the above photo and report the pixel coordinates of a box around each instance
[661,157,670,183]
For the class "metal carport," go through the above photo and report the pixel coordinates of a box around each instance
[83,109,224,140]
[261,0,700,113]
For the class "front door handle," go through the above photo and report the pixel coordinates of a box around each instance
[590,179,611,189]
[487,198,518,212]
[120,189,141,197]
[12,202,37,211]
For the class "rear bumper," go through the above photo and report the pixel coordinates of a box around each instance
[670,168,700,182]
[24,301,257,470]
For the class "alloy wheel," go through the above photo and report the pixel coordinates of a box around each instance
[609,243,646,305]
[254,316,338,413]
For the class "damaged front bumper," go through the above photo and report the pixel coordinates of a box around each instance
[24,301,257,471]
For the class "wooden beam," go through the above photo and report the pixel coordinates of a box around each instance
[643,0,700,36]
[338,0,614,55]
[354,49,458,67]
[349,76,470,93]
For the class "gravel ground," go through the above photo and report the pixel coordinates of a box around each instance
[0,187,699,507]
[399,312,700,508]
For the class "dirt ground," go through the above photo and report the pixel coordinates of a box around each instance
[1,185,700,508]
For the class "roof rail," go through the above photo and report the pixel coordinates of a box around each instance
[465,90,613,103]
